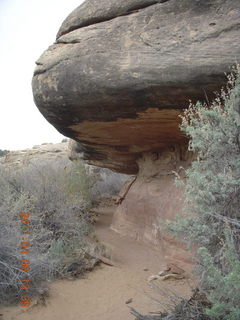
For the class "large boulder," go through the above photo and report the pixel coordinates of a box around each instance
[33,0,240,174]
[32,0,240,251]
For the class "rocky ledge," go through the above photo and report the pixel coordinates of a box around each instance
[0,142,68,169]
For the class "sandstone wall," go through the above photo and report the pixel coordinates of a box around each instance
[112,144,195,262]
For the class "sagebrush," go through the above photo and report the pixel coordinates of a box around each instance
[168,66,240,319]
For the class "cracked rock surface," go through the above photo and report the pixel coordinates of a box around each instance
[32,0,240,174]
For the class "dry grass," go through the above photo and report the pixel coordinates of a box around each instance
[0,158,122,305]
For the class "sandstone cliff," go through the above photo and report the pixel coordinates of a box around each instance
[32,0,240,251]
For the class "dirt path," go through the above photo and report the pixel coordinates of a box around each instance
[1,206,194,320]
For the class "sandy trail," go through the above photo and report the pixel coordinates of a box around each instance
[0,206,194,320]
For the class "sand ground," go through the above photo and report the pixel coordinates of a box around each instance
[0,206,195,320]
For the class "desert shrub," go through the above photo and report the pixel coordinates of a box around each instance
[0,149,9,157]
[199,232,240,320]
[164,67,240,319]
[0,159,99,305]
[62,160,96,209]
[91,167,128,197]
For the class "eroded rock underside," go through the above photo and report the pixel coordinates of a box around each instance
[32,0,240,256]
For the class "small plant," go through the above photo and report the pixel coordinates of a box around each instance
[0,149,9,157]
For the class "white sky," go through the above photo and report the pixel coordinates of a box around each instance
[0,0,84,150]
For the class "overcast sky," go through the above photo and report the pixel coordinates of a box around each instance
[0,0,84,150]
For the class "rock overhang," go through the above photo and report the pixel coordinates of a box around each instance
[32,0,240,174]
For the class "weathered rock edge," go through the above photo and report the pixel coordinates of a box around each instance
[57,0,170,38]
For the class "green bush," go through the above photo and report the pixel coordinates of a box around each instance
[0,149,9,157]
[63,160,95,209]
[164,66,240,319]
[199,233,240,320]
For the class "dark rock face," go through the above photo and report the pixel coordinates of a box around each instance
[32,0,240,174]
